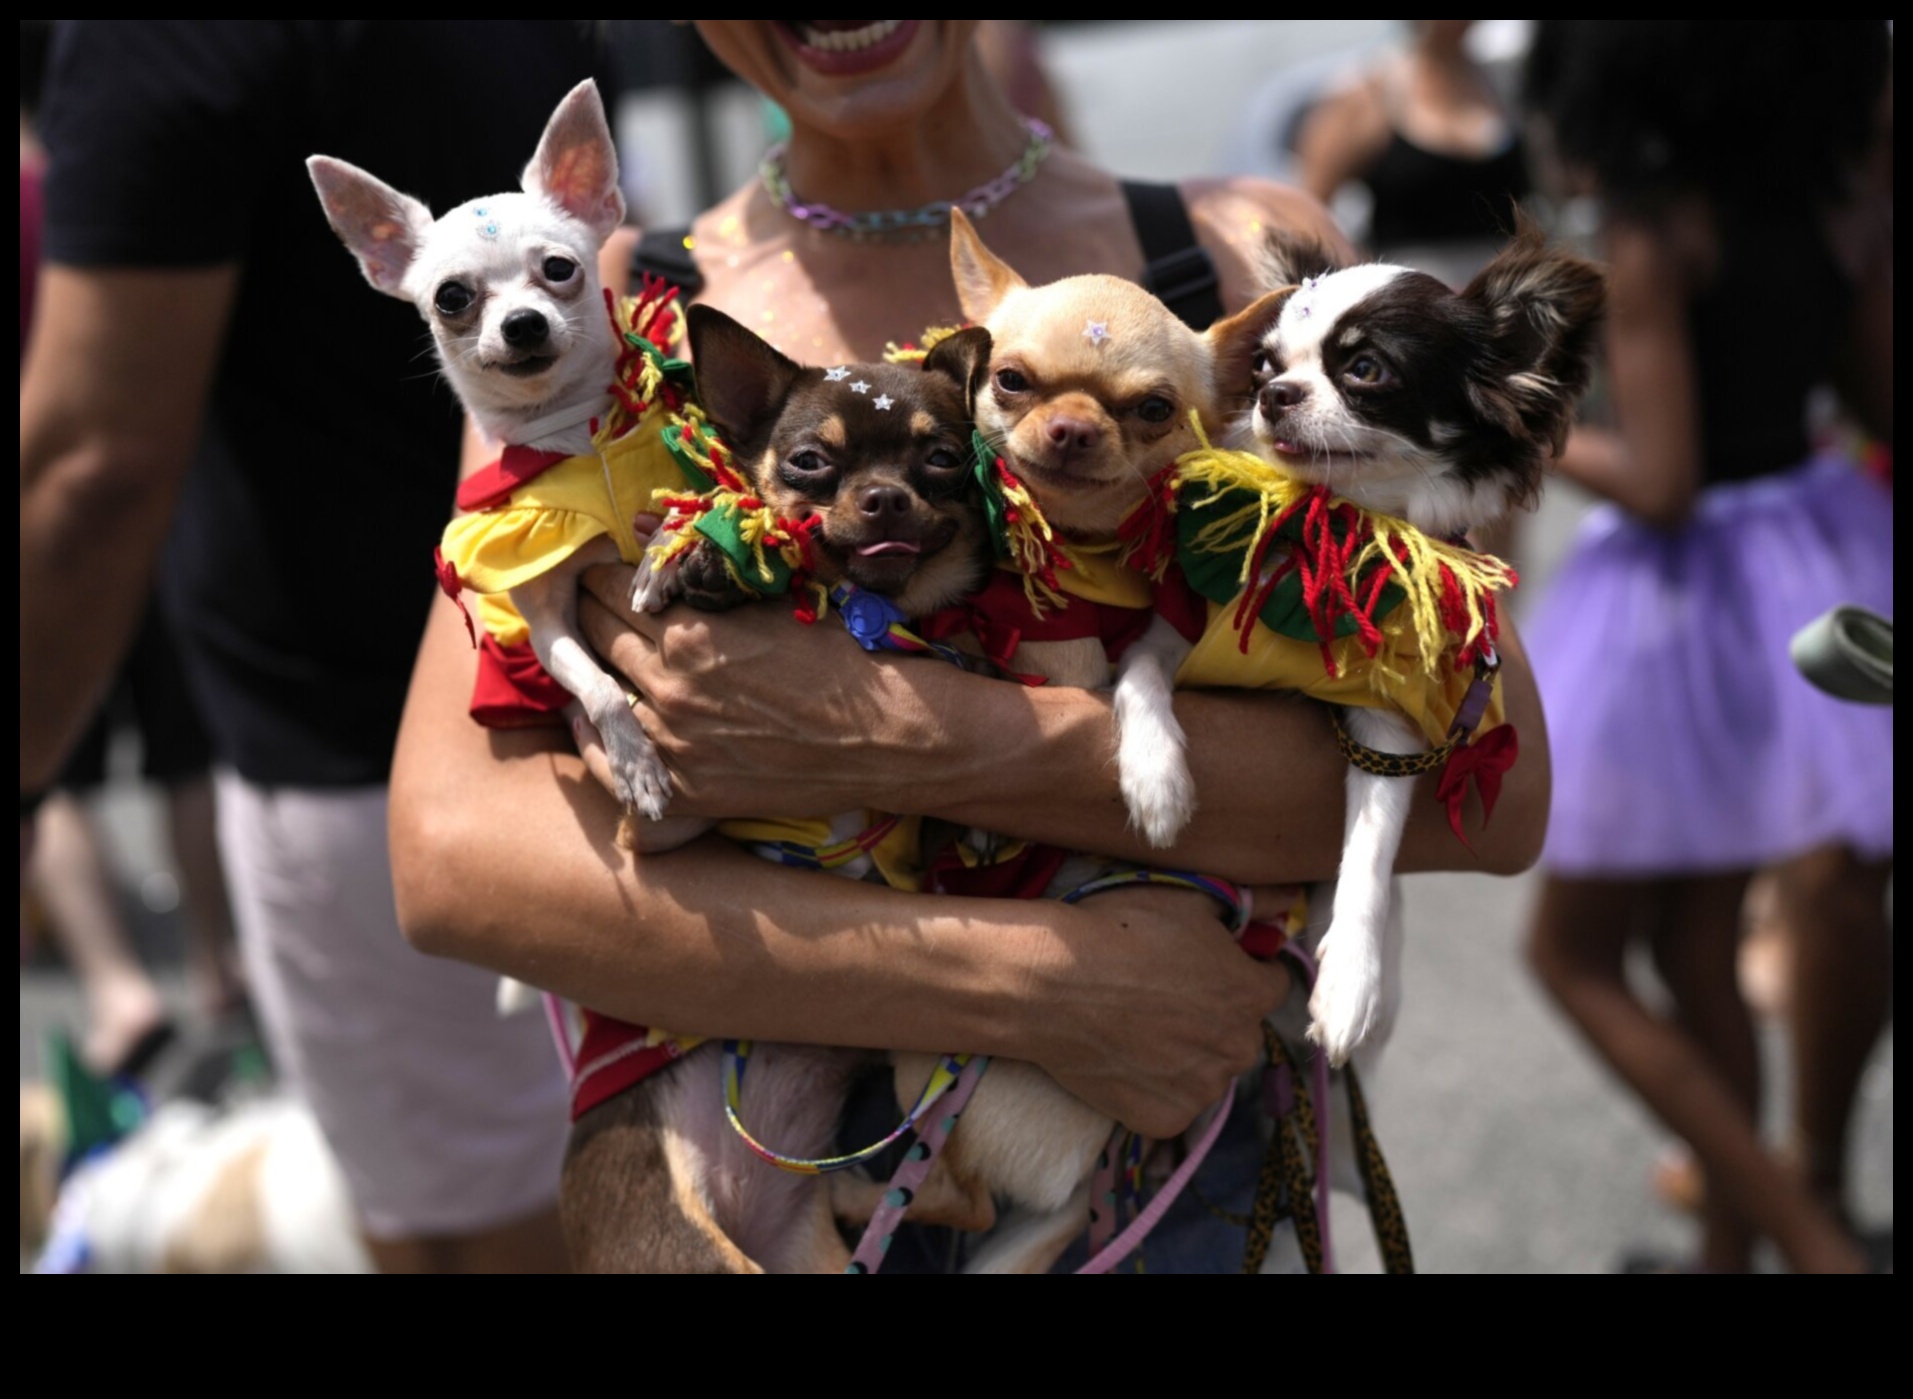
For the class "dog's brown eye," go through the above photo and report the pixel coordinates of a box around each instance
[1137,396,1174,424]
[784,450,832,479]
[1251,348,1274,376]
[1346,354,1391,387]
[434,281,474,316]
[542,257,577,283]
[994,368,1028,395]
[926,447,963,472]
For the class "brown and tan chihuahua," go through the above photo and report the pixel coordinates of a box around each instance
[560,307,999,1273]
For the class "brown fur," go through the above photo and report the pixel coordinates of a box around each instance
[561,314,998,1274]
[682,306,995,618]
[951,208,1288,543]
[821,213,1294,1271]
[159,1139,271,1274]
[562,1082,761,1273]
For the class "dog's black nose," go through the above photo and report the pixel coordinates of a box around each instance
[502,309,549,348]
[1260,380,1308,415]
[857,485,913,518]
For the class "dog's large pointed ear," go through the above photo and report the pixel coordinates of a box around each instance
[1461,214,1606,455]
[307,156,435,299]
[522,79,625,240]
[921,326,994,413]
[1204,288,1292,412]
[949,208,1027,324]
[1258,227,1343,291]
[686,304,807,450]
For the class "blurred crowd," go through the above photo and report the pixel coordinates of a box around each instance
[21,20,1890,1273]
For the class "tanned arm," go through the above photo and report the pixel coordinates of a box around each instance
[21,264,239,790]
[389,592,1289,1139]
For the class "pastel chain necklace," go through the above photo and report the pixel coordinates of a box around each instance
[760,117,1053,242]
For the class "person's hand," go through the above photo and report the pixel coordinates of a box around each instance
[577,561,970,820]
[1024,885,1292,1139]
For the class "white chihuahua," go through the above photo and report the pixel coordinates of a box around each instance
[308,79,670,823]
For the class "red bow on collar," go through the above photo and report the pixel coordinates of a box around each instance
[1434,724,1519,849]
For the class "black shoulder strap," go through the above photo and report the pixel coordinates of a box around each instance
[630,224,704,299]
[1120,180,1223,330]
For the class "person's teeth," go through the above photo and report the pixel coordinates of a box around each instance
[800,21,900,53]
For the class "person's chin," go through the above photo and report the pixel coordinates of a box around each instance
[758,20,965,133]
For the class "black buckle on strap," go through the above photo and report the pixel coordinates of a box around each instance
[1147,246,1220,312]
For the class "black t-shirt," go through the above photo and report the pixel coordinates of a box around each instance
[40,21,614,785]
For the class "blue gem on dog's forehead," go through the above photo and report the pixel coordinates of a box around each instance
[1083,319,1110,345]
[473,204,500,240]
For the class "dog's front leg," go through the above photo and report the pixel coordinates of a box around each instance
[1309,706,1421,1066]
[1113,615,1197,848]
[513,559,672,820]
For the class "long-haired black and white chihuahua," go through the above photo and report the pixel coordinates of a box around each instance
[1122,220,1604,1066]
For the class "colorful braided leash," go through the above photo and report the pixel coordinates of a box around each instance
[722,1041,986,1178]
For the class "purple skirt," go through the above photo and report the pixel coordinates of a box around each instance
[1529,454,1893,877]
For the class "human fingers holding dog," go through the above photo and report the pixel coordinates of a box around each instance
[1026,884,1293,1139]
[578,560,973,821]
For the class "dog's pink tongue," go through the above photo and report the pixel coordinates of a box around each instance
[857,540,921,557]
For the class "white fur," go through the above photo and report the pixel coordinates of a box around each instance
[310,81,670,835]
[1113,615,1198,848]
[1246,261,1524,536]
[45,1097,368,1274]
[1307,705,1421,1064]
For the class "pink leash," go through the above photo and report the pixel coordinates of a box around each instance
[1075,1080,1236,1274]
[542,991,577,1078]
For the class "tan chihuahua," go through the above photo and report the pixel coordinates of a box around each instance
[833,213,1284,1273]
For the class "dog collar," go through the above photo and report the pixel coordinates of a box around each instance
[830,584,970,669]
[512,393,615,447]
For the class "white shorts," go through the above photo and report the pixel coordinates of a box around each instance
[215,771,568,1240]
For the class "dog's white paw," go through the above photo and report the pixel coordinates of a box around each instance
[1306,928,1382,1068]
[1114,685,1195,849]
[1119,749,1196,849]
[630,547,682,614]
[601,711,673,819]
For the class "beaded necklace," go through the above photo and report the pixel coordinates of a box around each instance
[759,117,1053,243]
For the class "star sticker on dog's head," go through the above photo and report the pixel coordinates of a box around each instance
[824,366,851,382]
[1083,320,1110,345]
[850,379,871,394]
[872,393,894,411]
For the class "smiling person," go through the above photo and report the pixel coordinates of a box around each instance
[389,19,1553,1271]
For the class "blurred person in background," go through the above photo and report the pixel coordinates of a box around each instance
[1291,19,1534,566]
[1520,21,1892,1273]
[388,18,1555,1270]
[1294,20,1532,290]
[20,18,240,1082]
[21,20,619,1272]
